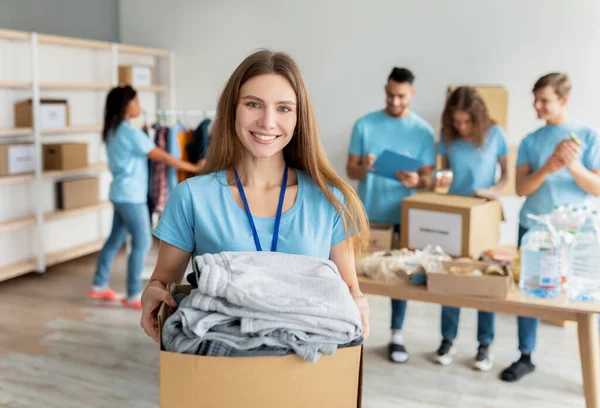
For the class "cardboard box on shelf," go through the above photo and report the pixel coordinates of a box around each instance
[0,143,35,176]
[43,143,88,171]
[427,260,514,298]
[368,223,394,252]
[119,65,155,87]
[56,177,99,210]
[14,99,70,129]
[401,193,503,259]
[158,285,363,408]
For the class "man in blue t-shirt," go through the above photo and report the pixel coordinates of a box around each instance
[503,72,600,383]
[346,67,436,364]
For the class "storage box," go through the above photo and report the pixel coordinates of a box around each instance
[427,260,514,298]
[0,143,35,176]
[401,193,503,258]
[56,177,99,210]
[368,223,394,252]
[14,99,70,129]
[119,65,155,87]
[158,284,363,408]
[447,85,508,129]
[43,143,88,171]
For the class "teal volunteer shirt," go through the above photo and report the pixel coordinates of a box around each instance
[438,125,508,196]
[348,110,436,224]
[106,121,155,204]
[517,122,600,229]
[153,170,349,258]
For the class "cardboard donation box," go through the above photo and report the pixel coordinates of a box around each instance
[0,143,35,176]
[158,285,363,408]
[43,143,88,171]
[368,223,393,252]
[56,177,99,210]
[401,193,503,259]
[15,99,70,129]
[119,65,155,87]
[427,260,514,298]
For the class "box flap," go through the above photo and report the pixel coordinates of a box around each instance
[404,192,488,209]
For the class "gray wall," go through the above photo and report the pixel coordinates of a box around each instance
[0,0,119,42]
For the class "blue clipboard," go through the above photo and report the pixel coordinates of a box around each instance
[371,149,424,180]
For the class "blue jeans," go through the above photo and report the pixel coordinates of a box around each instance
[391,223,408,330]
[93,202,152,297]
[441,306,495,345]
[517,224,539,354]
[391,299,407,330]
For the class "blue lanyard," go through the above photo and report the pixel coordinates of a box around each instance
[234,164,289,252]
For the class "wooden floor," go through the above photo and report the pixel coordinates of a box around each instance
[0,248,588,407]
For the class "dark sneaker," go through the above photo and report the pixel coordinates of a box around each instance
[473,343,494,371]
[433,339,455,366]
[500,355,535,382]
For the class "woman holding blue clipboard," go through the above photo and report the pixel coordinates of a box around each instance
[433,86,508,371]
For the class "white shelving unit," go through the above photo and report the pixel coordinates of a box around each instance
[0,28,175,282]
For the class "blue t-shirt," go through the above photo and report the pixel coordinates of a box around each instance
[153,170,349,259]
[438,125,508,196]
[348,110,436,224]
[517,121,600,229]
[106,121,155,204]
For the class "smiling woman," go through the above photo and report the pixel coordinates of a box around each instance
[140,49,371,344]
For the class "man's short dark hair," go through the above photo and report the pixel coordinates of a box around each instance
[388,67,415,84]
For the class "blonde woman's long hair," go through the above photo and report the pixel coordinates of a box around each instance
[201,49,369,252]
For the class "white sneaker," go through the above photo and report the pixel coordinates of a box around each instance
[473,344,494,371]
[434,339,455,366]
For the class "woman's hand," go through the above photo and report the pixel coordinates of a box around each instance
[352,294,370,341]
[140,284,177,343]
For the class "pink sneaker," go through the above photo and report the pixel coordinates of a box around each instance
[88,288,120,301]
[122,299,142,310]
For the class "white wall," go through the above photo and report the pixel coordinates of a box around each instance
[0,0,120,42]
[119,0,600,245]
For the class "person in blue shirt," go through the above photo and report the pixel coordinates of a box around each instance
[346,67,436,363]
[90,85,202,310]
[502,73,600,382]
[433,86,508,371]
[140,50,371,343]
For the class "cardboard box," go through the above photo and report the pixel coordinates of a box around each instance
[401,193,503,258]
[0,143,35,176]
[56,177,99,210]
[158,284,363,408]
[427,260,514,298]
[14,99,70,129]
[43,143,88,171]
[447,85,508,129]
[368,222,394,252]
[119,65,155,87]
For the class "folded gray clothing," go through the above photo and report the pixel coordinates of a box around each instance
[162,251,363,363]
[198,340,293,357]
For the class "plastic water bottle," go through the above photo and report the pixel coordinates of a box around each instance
[569,212,600,302]
[520,215,563,299]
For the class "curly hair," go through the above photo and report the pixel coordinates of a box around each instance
[441,86,495,148]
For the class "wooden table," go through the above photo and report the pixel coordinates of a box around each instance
[358,276,600,408]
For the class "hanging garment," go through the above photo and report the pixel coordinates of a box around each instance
[151,125,169,215]
[178,129,195,182]
[162,251,363,363]
[142,124,156,221]
[187,118,211,164]
[167,123,182,192]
